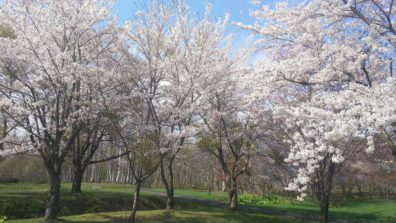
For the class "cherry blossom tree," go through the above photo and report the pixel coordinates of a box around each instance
[239,0,396,222]
[0,0,118,220]
[0,25,18,161]
[152,1,249,210]
[117,0,246,211]
[196,43,256,210]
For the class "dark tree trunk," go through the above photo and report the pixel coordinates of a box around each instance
[228,177,238,210]
[348,184,353,198]
[44,167,62,221]
[386,185,391,200]
[316,156,335,223]
[287,190,294,204]
[128,180,142,223]
[369,184,373,200]
[356,183,362,198]
[71,166,85,193]
[319,192,330,223]
[160,158,175,210]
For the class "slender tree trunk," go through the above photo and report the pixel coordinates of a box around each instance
[356,183,362,198]
[386,184,391,200]
[287,191,294,204]
[160,158,175,209]
[128,180,142,223]
[106,162,111,182]
[369,183,373,200]
[115,151,122,182]
[221,180,226,192]
[267,184,273,196]
[44,167,62,221]
[126,166,131,184]
[228,177,238,210]
[90,162,95,183]
[84,168,88,182]
[348,184,353,198]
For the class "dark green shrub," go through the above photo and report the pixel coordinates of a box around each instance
[0,199,44,219]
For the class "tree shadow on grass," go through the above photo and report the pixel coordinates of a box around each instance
[141,208,307,223]
[251,204,396,223]
[329,210,396,223]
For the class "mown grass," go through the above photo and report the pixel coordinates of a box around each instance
[148,187,228,202]
[148,187,396,223]
[252,199,396,223]
[0,183,395,223]
[6,207,303,223]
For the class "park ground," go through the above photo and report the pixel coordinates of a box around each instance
[0,183,395,223]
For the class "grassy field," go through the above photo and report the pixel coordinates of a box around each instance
[0,183,395,223]
[148,188,396,223]
[148,187,228,202]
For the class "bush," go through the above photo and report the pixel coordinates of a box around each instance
[330,200,346,208]
[257,195,289,205]
[238,194,261,205]
[238,194,289,206]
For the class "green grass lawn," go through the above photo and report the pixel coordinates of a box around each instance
[0,183,395,223]
[5,207,302,223]
[148,187,228,202]
[0,183,303,223]
[148,187,396,223]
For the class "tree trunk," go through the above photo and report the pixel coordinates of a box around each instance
[348,184,353,198]
[115,151,122,182]
[369,184,373,200]
[317,156,335,223]
[44,169,61,221]
[128,168,133,184]
[106,162,112,182]
[71,167,85,193]
[128,180,142,223]
[90,162,95,183]
[356,183,362,198]
[386,184,391,200]
[228,177,238,210]
[267,184,273,196]
[319,191,330,223]
[160,158,175,210]
[221,180,226,192]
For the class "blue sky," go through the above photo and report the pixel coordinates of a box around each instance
[112,0,278,61]
[113,0,278,33]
